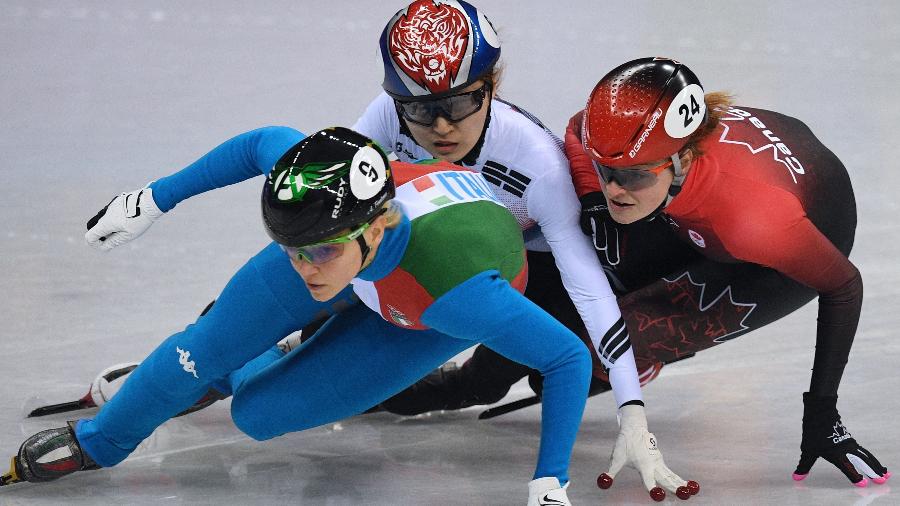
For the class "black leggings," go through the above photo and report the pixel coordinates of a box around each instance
[415,212,855,402]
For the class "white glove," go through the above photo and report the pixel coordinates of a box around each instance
[527,477,571,506]
[600,404,698,501]
[85,185,163,251]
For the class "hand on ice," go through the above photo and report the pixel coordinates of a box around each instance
[793,393,890,487]
[597,404,699,501]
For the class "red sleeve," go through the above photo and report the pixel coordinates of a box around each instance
[715,188,857,294]
[564,110,603,197]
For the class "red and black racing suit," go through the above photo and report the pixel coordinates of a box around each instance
[566,106,859,396]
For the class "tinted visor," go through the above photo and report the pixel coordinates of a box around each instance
[282,242,346,265]
[593,158,673,192]
[280,211,384,265]
[395,82,490,126]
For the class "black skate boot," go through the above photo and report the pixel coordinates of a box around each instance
[380,362,511,415]
[380,345,533,416]
[9,421,99,484]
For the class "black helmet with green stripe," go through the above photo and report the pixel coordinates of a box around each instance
[261,127,395,247]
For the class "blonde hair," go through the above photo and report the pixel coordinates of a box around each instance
[682,91,735,157]
[381,201,404,229]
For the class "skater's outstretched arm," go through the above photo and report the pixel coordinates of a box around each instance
[85,126,304,251]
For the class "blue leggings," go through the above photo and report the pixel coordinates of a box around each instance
[76,243,481,465]
[230,307,472,438]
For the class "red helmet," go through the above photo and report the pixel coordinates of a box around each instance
[583,57,706,167]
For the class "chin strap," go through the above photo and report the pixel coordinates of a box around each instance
[456,100,492,166]
[355,208,389,270]
[356,235,371,269]
[665,153,686,204]
[643,153,686,222]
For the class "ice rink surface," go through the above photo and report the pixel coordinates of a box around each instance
[1,1,899,504]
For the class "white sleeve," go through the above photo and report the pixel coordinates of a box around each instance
[527,164,643,407]
[351,92,399,156]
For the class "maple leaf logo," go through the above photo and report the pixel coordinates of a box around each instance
[621,271,756,363]
[718,107,805,184]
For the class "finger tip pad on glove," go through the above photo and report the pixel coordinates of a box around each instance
[598,473,699,500]
[792,472,889,487]
[686,480,700,495]
[872,471,891,484]
[673,481,699,500]
[596,473,613,489]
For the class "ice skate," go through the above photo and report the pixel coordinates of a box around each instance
[1,421,98,486]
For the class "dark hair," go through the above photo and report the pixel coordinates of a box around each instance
[484,62,503,95]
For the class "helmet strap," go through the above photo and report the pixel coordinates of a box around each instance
[356,207,390,270]
[397,108,414,138]
[456,99,492,166]
[664,152,686,206]
[644,153,686,222]
[356,235,372,270]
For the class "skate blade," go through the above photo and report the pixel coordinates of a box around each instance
[0,457,22,486]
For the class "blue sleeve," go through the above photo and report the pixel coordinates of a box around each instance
[149,126,305,212]
[420,271,592,484]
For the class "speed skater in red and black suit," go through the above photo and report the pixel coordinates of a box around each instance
[565,56,889,490]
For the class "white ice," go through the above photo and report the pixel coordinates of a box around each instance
[1,1,898,504]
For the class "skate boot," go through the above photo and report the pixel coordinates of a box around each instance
[380,361,514,416]
[276,331,304,354]
[7,421,99,485]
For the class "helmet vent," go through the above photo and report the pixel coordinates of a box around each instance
[583,57,704,166]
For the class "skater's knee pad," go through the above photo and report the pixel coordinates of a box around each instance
[230,379,345,441]
[230,389,286,441]
[230,400,274,441]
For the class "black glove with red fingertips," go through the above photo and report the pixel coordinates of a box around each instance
[793,392,890,487]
